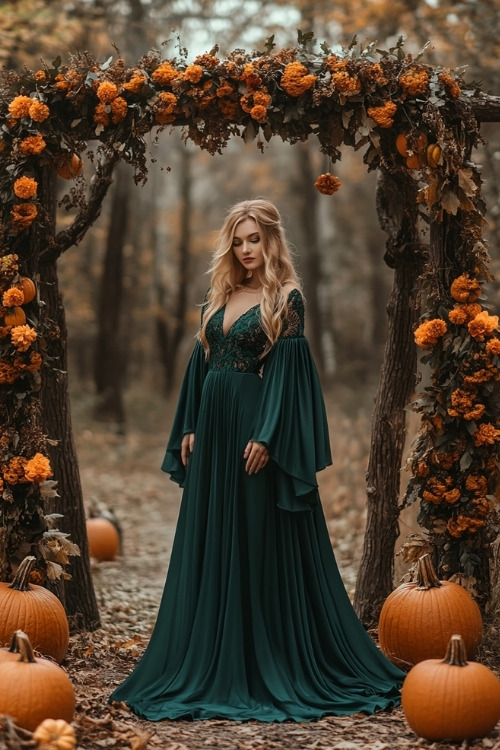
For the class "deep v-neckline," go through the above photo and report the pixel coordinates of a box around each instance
[221,303,260,337]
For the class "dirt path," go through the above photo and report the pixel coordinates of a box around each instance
[7,408,496,750]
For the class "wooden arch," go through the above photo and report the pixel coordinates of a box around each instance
[0,35,499,629]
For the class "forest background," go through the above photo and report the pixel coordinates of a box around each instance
[1,0,500,619]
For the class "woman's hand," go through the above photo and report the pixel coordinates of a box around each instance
[243,441,269,475]
[181,433,195,466]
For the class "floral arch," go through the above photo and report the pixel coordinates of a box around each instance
[0,33,498,626]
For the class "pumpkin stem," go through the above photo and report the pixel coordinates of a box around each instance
[443,634,468,666]
[416,553,442,590]
[12,630,37,663]
[8,555,36,591]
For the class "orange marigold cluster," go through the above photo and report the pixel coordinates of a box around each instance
[28,100,50,122]
[97,81,119,103]
[450,273,481,302]
[14,350,42,372]
[438,72,461,100]
[8,96,32,118]
[486,339,500,356]
[2,288,24,307]
[24,452,53,482]
[314,173,341,196]
[468,310,499,341]
[11,324,37,352]
[363,63,388,86]
[240,64,262,91]
[155,92,178,125]
[11,203,38,232]
[13,177,38,200]
[448,302,483,325]
[414,318,447,348]
[367,101,397,128]
[448,388,485,420]
[3,455,28,484]
[184,64,204,84]
[422,476,461,505]
[447,514,485,538]
[281,62,317,97]
[399,68,429,96]
[19,134,46,156]
[110,97,128,124]
[473,422,500,447]
[0,362,19,384]
[123,70,147,93]
[151,61,178,86]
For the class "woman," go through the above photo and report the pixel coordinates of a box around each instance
[110,199,404,721]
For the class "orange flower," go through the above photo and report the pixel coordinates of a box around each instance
[281,62,316,97]
[184,64,203,84]
[399,68,429,96]
[8,96,32,119]
[2,288,24,307]
[14,350,42,371]
[123,70,146,93]
[24,452,53,482]
[414,318,447,348]
[448,388,485,420]
[438,72,461,100]
[447,515,484,538]
[216,81,236,98]
[28,100,50,122]
[19,134,46,156]
[486,338,500,356]
[34,70,47,82]
[314,173,341,196]
[240,64,262,91]
[443,488,461,504]
[367,102,397,128]
[331,70,361,95]
[250,105,267,122]
[473,423,500,446]
[155,92,178,124]
[3,456,28,484]
[94,103,109,127]
[152,61,179,86]
[13,177,38,199]
[11,203,38,232]
[97,81,119,103]
[465,475,488,495]
[450,273,481,303]
[0,362,19,384]
[448,302,483,325]
[468,310,499,341]
[363,63,388,86]
[11,324,37,352]
[194,53,220,69]
[110,96,128,123]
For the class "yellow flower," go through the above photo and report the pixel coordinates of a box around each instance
[24,452,53,483]
[11,324,37,352]
[13,177,38,199]
[8,96,32,119]
[11,203,38,232]
[97,81,119,103]
[414,318,447,348]
[450,273,481,303]
[314,173,341,196]
[468,310,499,341]
[28,100,50,122]
[19,134,46,156]
[2,288,25,307]
[281,62,316,97]
[367,102,397,128]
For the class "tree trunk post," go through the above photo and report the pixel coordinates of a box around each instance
[354,168,424,627]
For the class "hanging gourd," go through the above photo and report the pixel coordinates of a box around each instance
[402,634,500,741]
[32,718,76,750]
[4,305,26,326]
[86,516,120,561]
[0,630,75,732]
[0,556,69,663]
[15,275,36,304]
[56,152,83,180]
[378,554,482,669]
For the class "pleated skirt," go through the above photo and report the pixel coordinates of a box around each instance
[110,370,403,721]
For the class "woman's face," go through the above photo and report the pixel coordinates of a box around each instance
[232,218,265,274]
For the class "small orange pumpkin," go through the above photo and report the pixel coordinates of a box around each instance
[0,630,24,664]
[86,517,120,561]
[0,556,69,663]
[402,634,500,740]
[4,305,26,326]
[32,718,76,750]
[56,153,83,180]
[0,630,75,732]
[15,276,36,304]
[396,131,427,158]
[378,554,482,669]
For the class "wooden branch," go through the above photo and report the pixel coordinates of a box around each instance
[471,93,500,123]
[43,151,120,262]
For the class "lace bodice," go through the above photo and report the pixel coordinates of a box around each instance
[205,289,304,373]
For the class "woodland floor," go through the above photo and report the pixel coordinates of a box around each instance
[9,387,500,750]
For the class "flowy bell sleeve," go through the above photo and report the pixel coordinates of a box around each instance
[250,289,332,512]
[161,339,208,486]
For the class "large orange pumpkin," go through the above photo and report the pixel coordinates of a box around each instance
[378,554,482,669]
[86,517,120,561]
[0,630,75,732]
[402,634,500,740]
[0,556,69,663]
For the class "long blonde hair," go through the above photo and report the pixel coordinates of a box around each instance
[198,199,301,355]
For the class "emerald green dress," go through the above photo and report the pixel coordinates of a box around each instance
[110,289,403,721]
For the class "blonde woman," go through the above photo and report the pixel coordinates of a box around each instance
[111,199,403,721]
